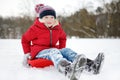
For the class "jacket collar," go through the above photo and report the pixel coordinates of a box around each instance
[34,17,60,29]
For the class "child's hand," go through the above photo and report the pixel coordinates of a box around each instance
[22,53,31,67]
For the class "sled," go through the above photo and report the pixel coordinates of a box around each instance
[28,58,54,68]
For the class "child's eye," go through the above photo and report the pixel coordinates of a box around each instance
[45,16,48,19]
[51,16,54,18]
[50,16,54,19]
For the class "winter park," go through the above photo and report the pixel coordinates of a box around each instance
[0,0,120,80]
[0,38,120,80]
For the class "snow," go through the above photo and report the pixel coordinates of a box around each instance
[0,38,120,80]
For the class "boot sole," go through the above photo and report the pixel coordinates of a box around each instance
[94,53,105,74]
[70,54,87,80]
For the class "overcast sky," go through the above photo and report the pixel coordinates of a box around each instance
[0,0,112,17]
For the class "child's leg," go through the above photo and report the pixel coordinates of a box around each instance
[60,48,77,62]
[36,48,70,69]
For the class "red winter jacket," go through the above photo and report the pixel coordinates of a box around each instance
[21,18,66,59]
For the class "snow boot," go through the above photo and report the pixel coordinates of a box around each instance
[57,59,71,73]
[57,54,87,80]
[59,54,87,80]
[85,53,105,74]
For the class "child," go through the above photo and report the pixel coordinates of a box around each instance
[21,4,104,80]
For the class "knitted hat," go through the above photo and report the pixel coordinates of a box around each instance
[35,4,56,19]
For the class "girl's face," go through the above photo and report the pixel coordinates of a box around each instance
[42,15,55,27]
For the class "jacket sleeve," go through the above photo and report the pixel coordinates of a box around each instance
[21,27,36,54]
[59,28,67,49]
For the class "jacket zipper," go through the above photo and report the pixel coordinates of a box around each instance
[49,29,52,47]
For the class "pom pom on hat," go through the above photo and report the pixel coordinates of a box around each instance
[35,4,56,19]
[35,4,44,13]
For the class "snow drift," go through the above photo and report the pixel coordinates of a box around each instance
[0,38,120,80]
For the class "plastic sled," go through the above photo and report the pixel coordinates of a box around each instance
[28,58,54,68]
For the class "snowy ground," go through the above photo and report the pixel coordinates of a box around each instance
[0,38,120,80]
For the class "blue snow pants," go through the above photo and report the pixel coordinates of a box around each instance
[36,48,77,69]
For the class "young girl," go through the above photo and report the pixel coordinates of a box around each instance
[21,4,104,80]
